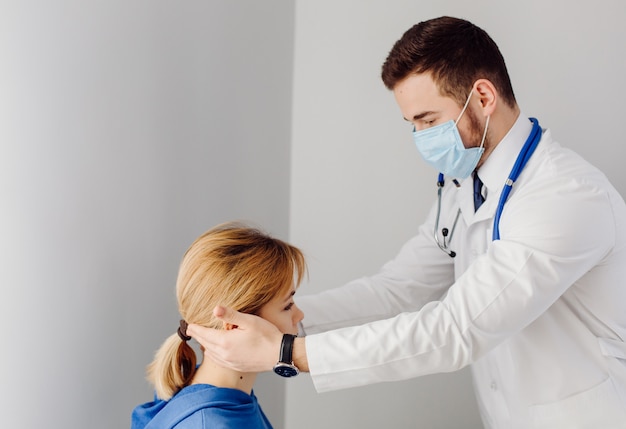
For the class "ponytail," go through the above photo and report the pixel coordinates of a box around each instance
[146,332,197,400]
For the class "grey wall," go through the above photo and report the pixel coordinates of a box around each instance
[288,1,626,428]
[0,1,294,428]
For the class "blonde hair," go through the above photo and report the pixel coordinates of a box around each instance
[146,222,306,400]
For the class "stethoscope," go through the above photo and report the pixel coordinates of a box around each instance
[435,117,542,257]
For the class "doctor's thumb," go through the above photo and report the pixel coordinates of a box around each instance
[212,305,240,328]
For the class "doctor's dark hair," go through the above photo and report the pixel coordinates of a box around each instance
[146,222,307,400]
[381,16,516,108]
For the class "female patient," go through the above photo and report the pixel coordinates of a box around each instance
[131,222,306,429]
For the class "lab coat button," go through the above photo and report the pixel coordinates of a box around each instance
[490,381,497,391]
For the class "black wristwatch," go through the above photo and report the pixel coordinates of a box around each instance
[272,334,299,377]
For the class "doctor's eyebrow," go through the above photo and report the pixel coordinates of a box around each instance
[404,111,437,122]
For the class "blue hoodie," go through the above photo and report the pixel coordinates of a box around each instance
[131,384,273,429]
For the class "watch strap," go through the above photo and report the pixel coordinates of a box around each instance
[278,334,296,364]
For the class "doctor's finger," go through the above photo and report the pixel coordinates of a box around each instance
[187,323,224,348]
[212,305,262,330]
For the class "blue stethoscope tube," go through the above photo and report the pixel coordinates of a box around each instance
[435,117,542,257]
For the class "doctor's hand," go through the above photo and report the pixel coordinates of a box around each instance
[187,306,282,373]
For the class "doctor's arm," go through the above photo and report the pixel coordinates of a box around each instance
[188,168,618,390]
[187,180,613,384]
[300,174,619,392]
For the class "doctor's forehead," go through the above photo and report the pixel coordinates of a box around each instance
[393,74,455,120]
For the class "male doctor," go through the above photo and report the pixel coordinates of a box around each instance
[188,16,626,428]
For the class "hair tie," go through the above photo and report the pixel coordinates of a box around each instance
[177,319,192,342]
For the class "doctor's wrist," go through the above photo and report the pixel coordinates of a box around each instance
[293,337,309,373]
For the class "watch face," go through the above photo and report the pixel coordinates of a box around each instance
[273,362,299,378]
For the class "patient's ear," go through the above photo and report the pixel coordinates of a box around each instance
[222,321,238,330]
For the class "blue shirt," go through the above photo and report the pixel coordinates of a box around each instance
[131,384,273,429]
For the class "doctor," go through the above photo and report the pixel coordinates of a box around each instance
[187,16,626,428]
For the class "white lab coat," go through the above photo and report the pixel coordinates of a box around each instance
[297,115,626,428]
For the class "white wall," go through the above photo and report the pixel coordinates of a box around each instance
[288,1,626,428]
[0,1,294,428]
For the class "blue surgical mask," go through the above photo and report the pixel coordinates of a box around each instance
[412,91,489,179]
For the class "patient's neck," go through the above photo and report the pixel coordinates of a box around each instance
[191,358,257,394]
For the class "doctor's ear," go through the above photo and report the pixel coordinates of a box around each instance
[472,79,497,116]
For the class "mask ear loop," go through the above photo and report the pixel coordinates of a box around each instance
[479,115,490,150]
[455,89,491,151]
